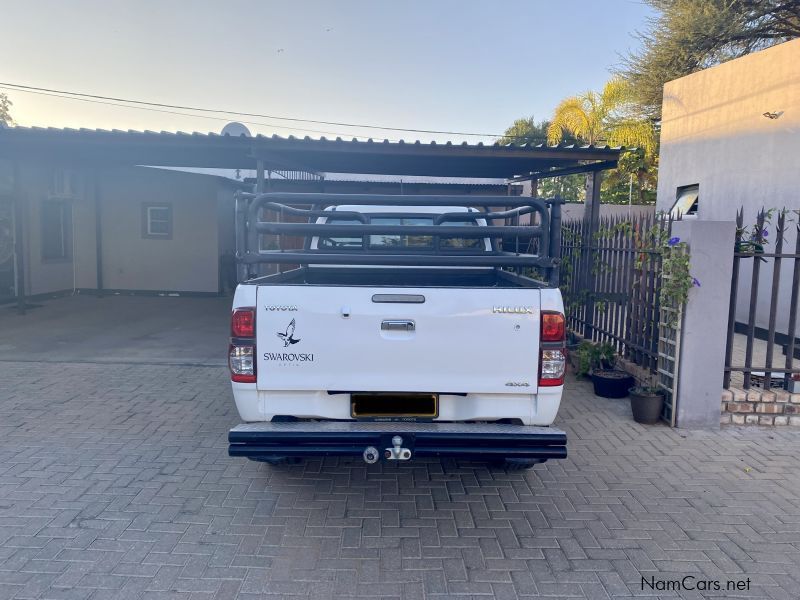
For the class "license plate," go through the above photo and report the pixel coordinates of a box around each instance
[351,393,438,419]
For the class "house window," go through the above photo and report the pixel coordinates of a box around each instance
[41,199,72,261]
[142,204,172,239]
[670,184,699,219]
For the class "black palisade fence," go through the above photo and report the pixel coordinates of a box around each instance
[560,212,674,375]
[724,209,800,390]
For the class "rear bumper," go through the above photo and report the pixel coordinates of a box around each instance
[228,421,567,462]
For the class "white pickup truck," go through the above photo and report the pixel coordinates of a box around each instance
[227,193,567,469]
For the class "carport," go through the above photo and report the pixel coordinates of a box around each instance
[0,126,620,362]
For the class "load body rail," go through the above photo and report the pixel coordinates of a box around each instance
[235,192,563,285]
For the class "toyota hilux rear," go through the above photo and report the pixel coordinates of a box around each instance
[227,193,567,469]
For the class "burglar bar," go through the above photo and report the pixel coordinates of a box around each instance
[723,209,800,390]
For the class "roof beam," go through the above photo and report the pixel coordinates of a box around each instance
[507,159,618,183]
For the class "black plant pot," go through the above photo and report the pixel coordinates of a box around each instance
[629,389,664,424]
[591,370,634,398]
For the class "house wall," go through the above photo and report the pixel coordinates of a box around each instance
[656,38,800,332]
[14,164,96,296]
[560,203,654,223]
[97,167,223,294]
[11,165,233,297]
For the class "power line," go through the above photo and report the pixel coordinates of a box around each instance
[0,85,401,142]
[0,81,512,139]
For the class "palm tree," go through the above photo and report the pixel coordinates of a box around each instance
[546,78,657,203]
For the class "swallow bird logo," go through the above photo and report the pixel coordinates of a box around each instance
[276,319,301,347]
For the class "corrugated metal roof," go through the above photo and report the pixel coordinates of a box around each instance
[1,125,622,150]
[0,126,623,179]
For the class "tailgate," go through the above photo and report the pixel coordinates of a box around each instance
[256,286,541,394]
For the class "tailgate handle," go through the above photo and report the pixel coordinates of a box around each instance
[381,319,415,332]
[372,294,425,304]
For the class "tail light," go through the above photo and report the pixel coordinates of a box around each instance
[230,307,256,383]
[541,312,565,342]
[231,308,255,337]
[539,311,566,386]
[229,344,256,383]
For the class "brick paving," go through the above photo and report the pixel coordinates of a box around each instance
[2,361,800,599]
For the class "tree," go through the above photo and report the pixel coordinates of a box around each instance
[601,149,659,205]
[546,78,657,153]
[498,117,583,200]
[546,78,658,204]
[622,0,800,118]
[0,93,11,126]
[497,116,549,145]
[539,173,584,202]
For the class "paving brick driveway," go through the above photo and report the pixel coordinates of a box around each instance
[2,361,800,599]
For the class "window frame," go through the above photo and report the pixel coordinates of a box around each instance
[141,203,173,239]
[317,213,487,253]
[670,184,699,219]
[40,198,73,263]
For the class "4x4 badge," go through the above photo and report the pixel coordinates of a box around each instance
[277,319,301,347]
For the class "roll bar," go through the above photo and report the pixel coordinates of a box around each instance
[235,192,563,285]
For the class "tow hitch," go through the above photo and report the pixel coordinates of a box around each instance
[385,435,412,461]
[362,435,412,464]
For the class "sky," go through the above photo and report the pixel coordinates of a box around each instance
[1,0,654,144]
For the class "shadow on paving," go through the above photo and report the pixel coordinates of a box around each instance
[0,295,230,366]
[1,362,800,599]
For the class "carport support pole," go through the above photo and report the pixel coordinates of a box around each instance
[12,162,25,315]
[94,174,104,296]
[581,170,602,338]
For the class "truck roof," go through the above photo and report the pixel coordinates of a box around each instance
[327,205,475,215]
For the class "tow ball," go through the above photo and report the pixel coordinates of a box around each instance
[385,435,412,461]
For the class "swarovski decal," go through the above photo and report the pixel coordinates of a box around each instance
[493,306,534,314]
[276,319,301,347]
[266,319,314,363]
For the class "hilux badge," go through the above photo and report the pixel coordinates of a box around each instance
[493,306,534,314]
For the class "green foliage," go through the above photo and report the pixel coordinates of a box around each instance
[546,77,657,155]
[539,174,584,202]
[630,385,663,395]
[620,0,800,118]
[544,78,658,206]
[601,149,658,205]
[497,116,549,145]
[0,94,12,126]
[574,341,616,377]
[660,242,693,320]
[586,218,698,326]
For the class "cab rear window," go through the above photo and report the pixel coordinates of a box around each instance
[318,216,483,250]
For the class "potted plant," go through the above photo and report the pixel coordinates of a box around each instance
[575,342,634,398]
[573,341,600,378]
[629,384,664,424]
[566,331,582,369]
[592,344,635,398]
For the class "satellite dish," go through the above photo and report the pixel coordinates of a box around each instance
[221,122,251,137]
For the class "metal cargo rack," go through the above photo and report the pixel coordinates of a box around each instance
[235,192,563,286]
